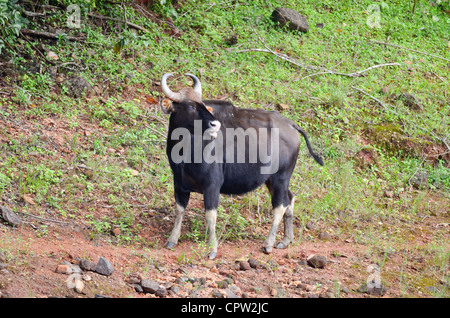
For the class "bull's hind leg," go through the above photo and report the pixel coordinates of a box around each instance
[263,179,290,254]
[167,189,190,249]
[276,190,295,249]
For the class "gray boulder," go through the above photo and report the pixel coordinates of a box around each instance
[0,206,21,227]
[271,8,309,33]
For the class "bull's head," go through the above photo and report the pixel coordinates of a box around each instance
[161,73,221,139]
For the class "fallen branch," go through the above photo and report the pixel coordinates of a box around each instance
[235,48,400,77]
[87,13,150,34]
[18,211,74,226]
[20,28,86,41]
[368,40,450,62]
[19,31,56,65]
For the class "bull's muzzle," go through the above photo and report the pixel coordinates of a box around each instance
[206,120,221,139]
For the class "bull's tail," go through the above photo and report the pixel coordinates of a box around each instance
[294,124,324,166]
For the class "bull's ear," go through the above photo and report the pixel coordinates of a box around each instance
[205,105,214,114]
[160,98,174,114]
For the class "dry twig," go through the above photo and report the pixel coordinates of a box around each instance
[87,13,150,34]
[368,40,450,62]
[235,48,400,77]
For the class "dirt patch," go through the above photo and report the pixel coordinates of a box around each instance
[0,210,448,298]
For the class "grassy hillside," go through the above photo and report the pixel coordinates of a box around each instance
[0,0,449,296]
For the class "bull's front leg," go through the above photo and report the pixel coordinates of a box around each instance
[167,189,190,249]
[203,186,220,260]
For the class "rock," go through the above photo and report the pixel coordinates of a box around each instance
[132,284,144,293]
[306,255,327,269]
[275,103,289,111]
[357,283,387,296]
[212,289,225,298]
[271,7,309,33]
[80,259,97,271]
[94,257,114,276]
[217,279,231,289]
[156,287,168,297]
[239,261,251,271]
[74,278,85,294]
[0,206,21,227]
[169,285,181,295]
[305,222,316,230]
[298,259,307,266]
[65,76,91,98]
[55,264,82,274]
[125,273,142,285]
[226,288,240,298]
[411,172,428,189]
[318,232,331,240]
[140,279,160,294]
[248,258,259,269]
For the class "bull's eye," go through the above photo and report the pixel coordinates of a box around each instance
[187,105,196,112]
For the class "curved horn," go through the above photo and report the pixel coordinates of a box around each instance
[185,73,202,98]
[161,73,182,102]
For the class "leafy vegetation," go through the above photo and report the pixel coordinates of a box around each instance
[0,0,448,297]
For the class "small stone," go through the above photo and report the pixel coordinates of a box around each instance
[248,258,259,269]
[275,103,289,111]
[0,206,22,227]
[112,228,121,236]
[82,274,92,282]
[94,256,114,276]
[156,287,168,297]
[217,279,230,289]
[80,259,97,271]
[169,285,181,295]
[55,264,69,274]
[212,289,225,298]
[357,283,387,296]
[318,232,331,240]
[132,283,144,293]
[305,222,316,230]
[239,261,251,271]
[307,255,327,269]
[226,288,240,298]
[126,273,142,285]
[140,279,160,294]
[411,172,428,189]
[74,279,85,294]
[55,264,81,274]
[298,259,307,266]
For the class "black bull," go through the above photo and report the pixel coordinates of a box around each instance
[160,73,323,259]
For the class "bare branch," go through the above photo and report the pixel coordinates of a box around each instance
[368,40,450,62]
[234,48,400,77]
[87,13,150,34]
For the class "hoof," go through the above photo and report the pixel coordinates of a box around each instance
[262,246,272,254]
[276,242,289,249]
[166,241,176,249]
[209,252,217,260]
